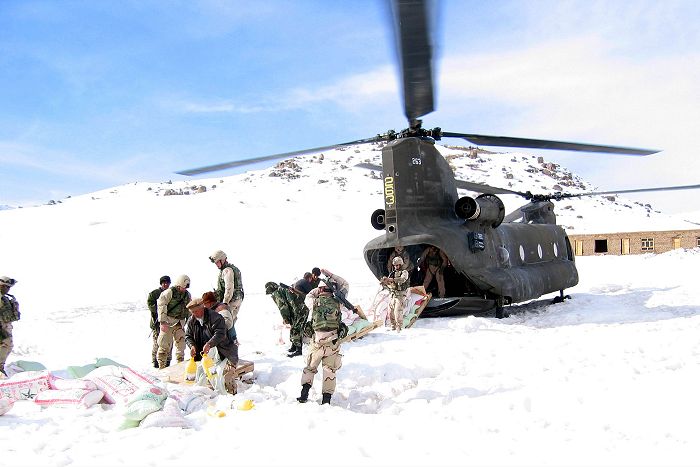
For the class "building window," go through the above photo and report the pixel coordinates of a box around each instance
[697,237,700,248]
[641,238,654,251]
[594,239,608,253]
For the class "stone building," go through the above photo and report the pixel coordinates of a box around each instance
[568,229,700,256]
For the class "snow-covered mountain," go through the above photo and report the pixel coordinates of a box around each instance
[2,144,699,466]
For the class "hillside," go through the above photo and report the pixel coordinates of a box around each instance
[1,144,700,466]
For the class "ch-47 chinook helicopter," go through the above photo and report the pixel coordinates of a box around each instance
[177,0,700,318]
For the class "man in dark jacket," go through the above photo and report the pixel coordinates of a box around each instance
[185,298,239,395]
[147,275,171,368]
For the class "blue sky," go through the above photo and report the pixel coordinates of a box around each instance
[1,0,699,213]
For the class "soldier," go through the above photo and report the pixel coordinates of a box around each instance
[209,250,244,325]
[319,268,349,298]
[387,245,413,277]
[147,275,171,368]
[184,298,239,395]
[381,257,410,332]
[297,282,343,405]
[0,276,20,376]
[419,245,448,298]
[156,274,191,369]
[265,281,309,358]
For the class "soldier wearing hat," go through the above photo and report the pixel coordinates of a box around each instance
[155,274,191,369]
[147,275,171,368]
[209,250,244,326]
[381,256,410,332]
[296,280,344,405]
[0,276,20,376]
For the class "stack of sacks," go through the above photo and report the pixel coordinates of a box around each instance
[119,385,169,430]
[402,293,428,328]
[168,386,216,415]
[65,357,127,379]
[85,365,160,405]
[3,360,47,377]
[34,374,104,408]
[139,397,191,429]
[0,370,51,400]
[0,393,13,415]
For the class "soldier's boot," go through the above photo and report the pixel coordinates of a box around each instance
[287,343,296,352]
[297,383,311,403]
[166,359,172,367]
[287,344,302,358]
[152,359,159,369]
[321,393,332,405]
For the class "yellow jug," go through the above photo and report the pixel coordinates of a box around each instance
[238,399,255,411]
[184,357,197,381]
[201,352,215,379]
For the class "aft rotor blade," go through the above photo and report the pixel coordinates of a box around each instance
[176,136,384,176]
[355,162,529,197]
[440,132,660,156]
[454,179,528,197]
[392,0,435,121]
[554,183,700,199]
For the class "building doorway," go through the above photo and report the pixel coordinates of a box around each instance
[621,238,630,255]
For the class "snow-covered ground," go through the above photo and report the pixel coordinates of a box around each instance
[1,145,699,466]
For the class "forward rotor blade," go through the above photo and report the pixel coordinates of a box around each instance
[553,183,700,199]
[440,132,660,156]
[176,136,384,176]
[392,0,435,121]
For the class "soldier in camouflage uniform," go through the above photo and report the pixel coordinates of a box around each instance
[209,250,244,325]
[381,257,410,332]
[156,274,192,369]
[297,282,343,405]
[265,281,309,358]
[0,276,20,376]
[147,275,171,368]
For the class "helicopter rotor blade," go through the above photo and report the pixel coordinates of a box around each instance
[550,183,700,200]
[392,0,435,123]
[176,136,386,176]
[454,179,529,197]
[355,162,529,197]
[440,132,659,156]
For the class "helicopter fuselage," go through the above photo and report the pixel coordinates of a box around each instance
[363,137,579,311]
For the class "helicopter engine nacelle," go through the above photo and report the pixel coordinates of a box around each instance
[370,208,386,230]
[455,194,505,228]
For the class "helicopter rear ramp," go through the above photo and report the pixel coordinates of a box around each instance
[422,296,497,317]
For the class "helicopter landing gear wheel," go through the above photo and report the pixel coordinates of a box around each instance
[494,297,509,319]
[551,290,572,304]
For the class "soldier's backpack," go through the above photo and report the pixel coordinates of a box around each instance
[312,294,340,332]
